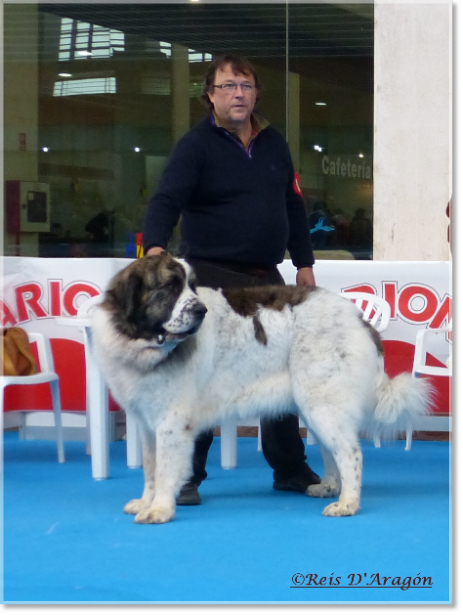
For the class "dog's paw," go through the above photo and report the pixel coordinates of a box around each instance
[322,500,359,517]
[134,505,175,525]
[123,498,150,515]
[306,481,340,498]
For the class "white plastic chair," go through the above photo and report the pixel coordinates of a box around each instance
[409,324,452,445]
[220,291,392,469]
[412,325,452,378]
[339,291,391,333]
[1,332,65,463]
[77,295,142,477]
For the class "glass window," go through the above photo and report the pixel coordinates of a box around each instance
[290,3,374,260]
[3,3,374,260]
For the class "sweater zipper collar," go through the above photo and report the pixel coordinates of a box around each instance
[210,112,268,158]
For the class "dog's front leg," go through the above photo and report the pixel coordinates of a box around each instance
[134,416,195,525]
[306,443,341,499]
[124,417,156,515]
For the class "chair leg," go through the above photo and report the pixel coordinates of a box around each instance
[306,428,318,446]
[49,379,65,463]
[257,426,262,452]
[405,430,413,451]
[373,436,381,448]
[85,418,91,456]
[87,373,110,480]
[221,418,238,469]
[126,413,142,468]
[85,339,110,480]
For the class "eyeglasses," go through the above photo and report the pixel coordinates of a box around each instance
[212,82,256,93]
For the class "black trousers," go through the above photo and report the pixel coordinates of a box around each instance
[186,258,310,486]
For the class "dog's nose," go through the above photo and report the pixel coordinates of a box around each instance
[193,304,208,319]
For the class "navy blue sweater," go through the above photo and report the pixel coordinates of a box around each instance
[143,115,315,270]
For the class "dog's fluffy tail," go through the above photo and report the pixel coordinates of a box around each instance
[368,372,434,441]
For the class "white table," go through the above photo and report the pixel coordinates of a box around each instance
[55,316,142,479]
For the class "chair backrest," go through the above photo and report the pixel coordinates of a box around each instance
[412,325,452,378]
[23,332,55,374]
[339,291,391,333]
[77,294,103,317]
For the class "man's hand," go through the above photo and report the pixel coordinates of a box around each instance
[296,267,316,287]
[146,246,166,257]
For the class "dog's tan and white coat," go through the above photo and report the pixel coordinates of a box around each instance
[91,254,431,524]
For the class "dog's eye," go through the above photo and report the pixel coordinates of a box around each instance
[154,281,173,293]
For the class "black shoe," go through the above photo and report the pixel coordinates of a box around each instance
[176,482,201,505]
[273,469,321,493]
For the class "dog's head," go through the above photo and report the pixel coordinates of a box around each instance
[101,254,207,346]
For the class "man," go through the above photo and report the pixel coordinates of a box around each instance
[143,54,320,505]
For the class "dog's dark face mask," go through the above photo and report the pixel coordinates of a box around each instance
[103,255,203,342]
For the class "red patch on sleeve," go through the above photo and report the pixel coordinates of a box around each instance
[293,172,302,196]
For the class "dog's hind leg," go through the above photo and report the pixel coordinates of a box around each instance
[134,414,196,525]
[300,406,362,517]
[123,416,156,516]
[322,439,362,517]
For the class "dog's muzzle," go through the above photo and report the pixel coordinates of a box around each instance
[156,301,207,345]
[182,301,208,334]
[191,302,208,321]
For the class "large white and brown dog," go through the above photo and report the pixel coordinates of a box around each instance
[91,254,431,524]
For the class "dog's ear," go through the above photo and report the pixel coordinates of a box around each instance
[123,270,144,322]
[106,268,143,322]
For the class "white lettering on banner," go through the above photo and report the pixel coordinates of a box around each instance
[322,155,372,180]
[1,280,101,326]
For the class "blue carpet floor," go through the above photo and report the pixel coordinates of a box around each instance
[2,431,451,604]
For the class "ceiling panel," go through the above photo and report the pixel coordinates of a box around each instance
[39,2,374,59]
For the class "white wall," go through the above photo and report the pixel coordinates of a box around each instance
[373,0,451,261]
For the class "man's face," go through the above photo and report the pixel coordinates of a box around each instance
[208,63,257,127]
